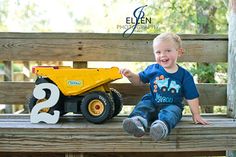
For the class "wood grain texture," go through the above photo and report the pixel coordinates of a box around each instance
[227,0,236,118]
[0,114,235,153]
[0,33,231,155]
[66,151,225,157]
[0,151,225,157]
[0,82,226,107]
[0,32,228,39]
[227,1,236,156]
[0,153,64,157]
[0,33,227,62]
[3,61,12,81]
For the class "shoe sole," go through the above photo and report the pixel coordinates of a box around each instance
[150,124,164,141]
[123,118,145,137]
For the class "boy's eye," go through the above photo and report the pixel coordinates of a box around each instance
[156,51,160,54]
[166,49,171,52]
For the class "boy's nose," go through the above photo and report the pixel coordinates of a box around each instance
[160,52,166,57]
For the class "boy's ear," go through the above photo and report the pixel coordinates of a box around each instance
[178,48,184,57]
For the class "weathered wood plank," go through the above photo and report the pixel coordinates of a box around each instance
[227,1,236,156]
[0,82,34,104]
[227,0,236,118]
[0,151,225,157]
[1,115,234,129]
[0,153,64,157]
[3,61,12,81]
[2,61,13,113]
[0,32,228,40]
[22,61,30,81]
[65,151,225,157]
[112,83,227,106]
[0,82,226,107]
[0,33,227,62]
[0,115,235,152]
[0,114,229,121]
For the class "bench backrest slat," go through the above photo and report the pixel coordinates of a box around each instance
[0,82,226,107]
[0,33,227,62]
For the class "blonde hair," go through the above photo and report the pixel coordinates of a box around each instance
[153,32,182,49]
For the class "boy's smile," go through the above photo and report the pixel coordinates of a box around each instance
[160,58,169,65]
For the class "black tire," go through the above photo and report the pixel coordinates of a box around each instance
[161,87,167,92]
[80,91,114,124]
[28,94,65,116]
[170,88,176,94]
[110,88,123,117]
[35,77,52,85]
[28,78,65,116]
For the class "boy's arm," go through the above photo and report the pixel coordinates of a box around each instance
[187,98,208,125]
[120,68,145,86]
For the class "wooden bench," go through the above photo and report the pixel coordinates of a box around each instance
[0,32,235,157]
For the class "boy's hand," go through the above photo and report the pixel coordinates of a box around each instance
[119,68,144,86]
[120,68,132,78]
[187,98,208,125]
[192,113,208,125]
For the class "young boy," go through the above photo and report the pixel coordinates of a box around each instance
[120,32,208,141]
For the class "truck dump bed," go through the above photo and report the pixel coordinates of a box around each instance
[33,66,122,96]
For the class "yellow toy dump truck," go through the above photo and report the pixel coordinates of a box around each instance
[28,66,123,124]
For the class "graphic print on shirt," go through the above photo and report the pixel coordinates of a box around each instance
[153,75,181,103]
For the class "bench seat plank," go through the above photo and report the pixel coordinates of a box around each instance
[0,115,235,153]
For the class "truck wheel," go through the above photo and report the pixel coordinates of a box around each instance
[110,88,123,117]
[81,91,114,124]
[28,91,50,113]
[161,87,168,92]
[28,93,65,116]
[28,79,65,116]
[170,88,176,94]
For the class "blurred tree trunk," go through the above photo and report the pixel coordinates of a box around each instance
[195,1,217,113]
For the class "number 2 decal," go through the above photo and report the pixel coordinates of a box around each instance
[30,83,60,124]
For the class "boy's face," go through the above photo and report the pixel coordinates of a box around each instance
[153,39,183,71]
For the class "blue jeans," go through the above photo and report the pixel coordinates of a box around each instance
[129,93,182,133]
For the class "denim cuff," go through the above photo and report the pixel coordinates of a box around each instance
[135,116,148,129]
